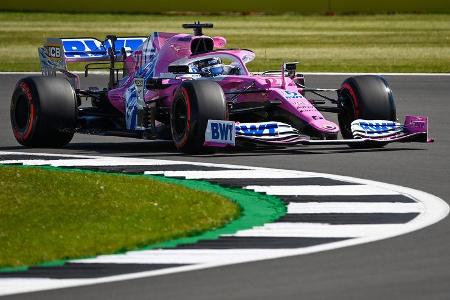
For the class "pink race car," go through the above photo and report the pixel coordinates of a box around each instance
[11,22,431,153]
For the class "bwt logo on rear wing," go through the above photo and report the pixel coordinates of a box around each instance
[39,37,147,64]
[61,37,147,61]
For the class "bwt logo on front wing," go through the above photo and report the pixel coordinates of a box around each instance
[204,120,235,146]
[211,123,233,140]
[236,123,278,136]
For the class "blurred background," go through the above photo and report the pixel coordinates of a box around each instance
[0,0,448,72]
[2,0,449,14]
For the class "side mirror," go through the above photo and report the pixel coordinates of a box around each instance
[168,65,190,74]
[284,62,298,78]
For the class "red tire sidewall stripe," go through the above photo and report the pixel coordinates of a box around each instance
[342,82,360,118]
[13,82,36,142]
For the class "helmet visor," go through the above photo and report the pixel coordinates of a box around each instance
[209,65,224,76]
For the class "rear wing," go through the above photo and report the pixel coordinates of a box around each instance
[38,37,147,73]
[38,36,147,88]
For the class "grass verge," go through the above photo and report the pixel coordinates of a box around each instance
[0,165,240,268]
[0,12,449,72]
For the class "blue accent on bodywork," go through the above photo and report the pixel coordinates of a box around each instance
[125,85,138,130]
[236,123,278,136]
[62,38,145,58]
[210,122,234,141]
[284,90,303,99]
[84,40,104,53]
[359,121,398,133]
[63,40,87,55]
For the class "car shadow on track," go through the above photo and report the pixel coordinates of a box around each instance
[210,146,424,158]
[0,141,425,159]
[0,140,424,159]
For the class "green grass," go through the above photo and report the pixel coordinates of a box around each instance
[0,12,449,72]
[0,166,239,268]
[0,0,449,14]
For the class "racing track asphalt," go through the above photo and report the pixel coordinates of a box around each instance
[0,74,449,300]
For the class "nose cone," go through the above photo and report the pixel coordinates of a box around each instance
[310,119,340,134]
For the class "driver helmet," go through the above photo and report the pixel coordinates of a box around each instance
[190,57,224,76]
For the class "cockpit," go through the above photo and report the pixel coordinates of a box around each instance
[169,51,253,77]
[188,57,241,76]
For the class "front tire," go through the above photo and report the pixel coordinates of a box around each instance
[170,80,227,153]
[10,76,77,147]
[338,75,396,148]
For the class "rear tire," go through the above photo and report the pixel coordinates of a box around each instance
[338,75,396,148]
[10,76,77,147]
[170,80,228,153]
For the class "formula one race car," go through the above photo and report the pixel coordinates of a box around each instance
[11,22,431,153]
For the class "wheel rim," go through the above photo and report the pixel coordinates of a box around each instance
[173,95,188,140]
[14,94,30,131]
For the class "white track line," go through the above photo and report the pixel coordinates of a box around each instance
[73,249,294,265]
[287,202,423,214]
[144,170,318,179]
[0,151,95,158]
[0,158,253,169]
[230,223,410,238]
[245,185,399,196]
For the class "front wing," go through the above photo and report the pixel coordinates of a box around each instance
[204,116,432,148]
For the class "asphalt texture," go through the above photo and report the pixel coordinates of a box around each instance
[1,74,449,299]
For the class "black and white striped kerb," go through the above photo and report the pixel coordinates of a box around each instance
[0,151,447,296]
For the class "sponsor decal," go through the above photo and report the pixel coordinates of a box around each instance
[61,37,146,58]
[284,90,303,99]
[134,77,144,88]
[125,85,138,130]
[351,119,403,138]
[205,120,235,146]
[134,77,146,131]
[284,90,316,113]
[357,121,399,133]
[404,116,427,129]
[236,122,279,137]
[39,39,66,74]
[47,46,61,58]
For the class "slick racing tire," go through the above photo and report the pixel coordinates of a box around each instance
[10,76,77,147]
[170,80,228,153]
[338,75,396,148]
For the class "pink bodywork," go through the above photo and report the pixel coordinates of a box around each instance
[107,32,339,136]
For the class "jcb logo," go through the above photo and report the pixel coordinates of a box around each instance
[47,46,61,58]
